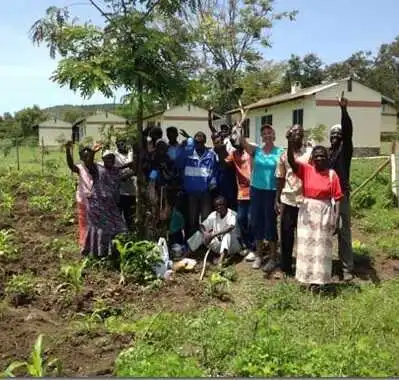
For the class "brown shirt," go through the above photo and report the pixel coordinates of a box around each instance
[275,147,311,207]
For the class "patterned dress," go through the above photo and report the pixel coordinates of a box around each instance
[294,163,343,285]
[81,164,127,257]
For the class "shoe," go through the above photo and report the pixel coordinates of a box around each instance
[252,256,262,269]
[262,258,278,274]
[245,251,256,262]
[343,271,354,282]
[240,248,249,257]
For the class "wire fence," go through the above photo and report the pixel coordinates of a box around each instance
[0,138,72,175]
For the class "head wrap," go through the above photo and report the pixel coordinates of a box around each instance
[102,150,115,159]
[330,124,342,135]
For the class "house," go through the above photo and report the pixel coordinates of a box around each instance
[226,78,398,156]
[38,118,73,146]
[72,111,128,143]
[143,104,221,143]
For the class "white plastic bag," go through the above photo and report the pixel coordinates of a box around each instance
[154,237,172,278]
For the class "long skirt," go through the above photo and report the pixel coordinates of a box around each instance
[295,197,336,285]
[77,201,88,249]
[82,197,127,257]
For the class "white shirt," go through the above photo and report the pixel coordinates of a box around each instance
[113,150,137,196]
[201,209,239,237]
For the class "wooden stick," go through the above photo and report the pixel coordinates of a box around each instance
[199,249,211,281]
[352,158,391,198]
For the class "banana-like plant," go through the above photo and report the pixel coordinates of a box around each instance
[2,334,62,377]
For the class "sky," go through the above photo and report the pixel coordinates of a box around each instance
[0,0,397,114]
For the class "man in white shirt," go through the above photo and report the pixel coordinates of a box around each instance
[187,196,241,265]
[114,138,137,231]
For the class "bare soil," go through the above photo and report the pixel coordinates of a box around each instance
[0,195,397,375]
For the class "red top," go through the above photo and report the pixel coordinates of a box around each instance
[225,150,252,200]
[296,162,343,201]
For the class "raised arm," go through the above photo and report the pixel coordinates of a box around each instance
[65,141,79,174]
[286,137,299,173]
[208,108,218,135]
[339,96,353,154]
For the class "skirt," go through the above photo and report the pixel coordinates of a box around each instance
[77,201,88,249]
[295,197,336,285]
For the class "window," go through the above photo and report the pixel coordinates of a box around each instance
[261,114,273,126]
[292,109,304,126]
[242,119,250,138]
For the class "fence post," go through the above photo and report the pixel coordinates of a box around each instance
[391,140,398,206]
[41,137,44,175]
[16,138,20,171]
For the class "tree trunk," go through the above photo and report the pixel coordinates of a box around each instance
[135,77,146,238]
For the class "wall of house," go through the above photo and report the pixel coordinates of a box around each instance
[381,103,398,133]
[144,106,213,143]
[230,97,315,147]
[82,122,127,142]
[315,81,382,154]
[39,127,72,146]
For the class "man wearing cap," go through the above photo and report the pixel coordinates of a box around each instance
[329,95,354,281]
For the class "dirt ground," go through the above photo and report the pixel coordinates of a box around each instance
[0,195,398,376]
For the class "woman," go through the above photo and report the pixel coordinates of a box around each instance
[286,135,343,287]
[65,141,99,251]
[239,124,283,271]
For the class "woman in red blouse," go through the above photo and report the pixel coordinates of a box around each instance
[287,133,343,287]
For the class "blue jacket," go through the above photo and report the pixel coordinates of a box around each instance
[176,139,218,194]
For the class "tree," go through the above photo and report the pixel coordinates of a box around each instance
[30,1,198,237]
[368,36,399,105]
[14,106,47,137]
[282,53,325,92]
[185,0,296,112]
[238,60,287,104]
[324,51,374,82]
[309,124,327,144]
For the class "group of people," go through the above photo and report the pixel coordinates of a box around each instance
[66,94,355,287]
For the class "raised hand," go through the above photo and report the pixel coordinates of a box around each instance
[338,91,348,108]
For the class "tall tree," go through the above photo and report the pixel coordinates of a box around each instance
[324,51,374,82]
[238,60,286,104]
[185,0,296,112]
[282,53,325,92]
[30,1,197,236]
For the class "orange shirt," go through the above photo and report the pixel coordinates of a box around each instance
[225,150,252,200]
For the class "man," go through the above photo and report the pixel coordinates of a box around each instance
[329,95,354,281]
[114,138,136,230]
[187,196,241,265]
[275,125,311,277]
[176,131,219,237]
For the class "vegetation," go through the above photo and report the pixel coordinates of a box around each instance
[0,156,398,376]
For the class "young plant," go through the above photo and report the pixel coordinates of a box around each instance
[0,192,15,216]
[29,195,56,213]
[59,258,89,293]
[0,229,19,261]
[205,272,231,300]
[2,334,62,377]
[113,237,162,285]
[5,273,36,306]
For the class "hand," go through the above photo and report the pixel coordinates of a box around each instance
[179,129,190,139]
[275,200,281,215]
[203,231,213,245]
[93,142,103,152]
[339,97,348,108]
[338,91,348,108]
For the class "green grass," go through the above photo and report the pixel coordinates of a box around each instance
[1,152,399,376]
[0,145,72,175]
[110,281,399,377]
